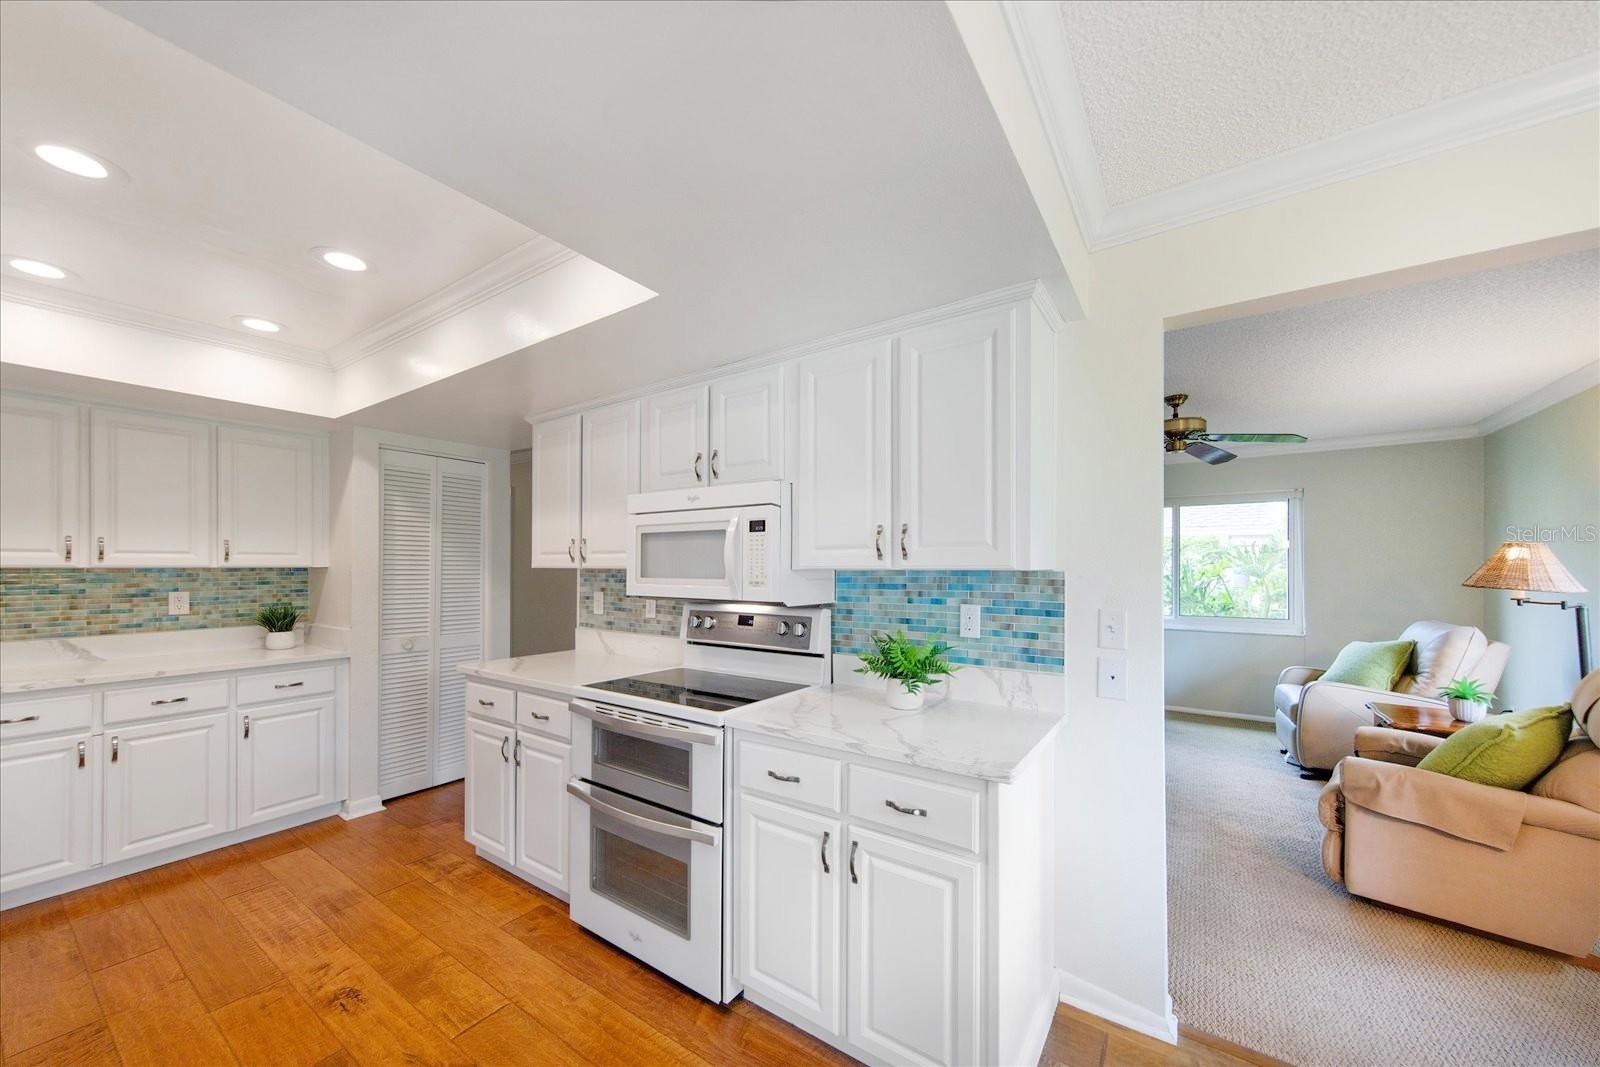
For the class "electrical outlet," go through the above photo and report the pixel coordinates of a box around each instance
[592,590,605,615]
[1097,655,1127,700]
[1098,608,1127,650]
[643,599,656,619]
[959,603,982,639]
[168,591,189,616]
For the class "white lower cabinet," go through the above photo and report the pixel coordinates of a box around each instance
[465,716,515,864]
[0,733,96,893]
[104,711,231,863]
[465,699,572,896]
[514,730,570,891]
[237,698,336,827]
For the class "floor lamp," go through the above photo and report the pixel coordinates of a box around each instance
[1463,541,1591,678]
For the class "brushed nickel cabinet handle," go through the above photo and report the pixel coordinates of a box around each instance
[500,736,510,763]
[874,524,884,561]
[709,449,720,480]
[77,741,86,768]
[693,451,703,482]
[150,696,188,706]
[820,830,830,874]
[849,840,859,884]
[567,538,576,562]
[223,539,231,562]
[97,536,105,562]
[900,523,908,561]
[0,715,40,725]
[274,681,304,690]
[478,698,495,707]
[110,735,119,762]
[513,737,522,767]
[766,769,800,784]
[885,799,928,817]
[64,535,72,562]
[243,715,251,739]
[528,711,550,721]
[579,538,587,563]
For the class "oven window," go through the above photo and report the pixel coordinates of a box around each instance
[592,821,691,938]
[638,528,727,580]
[594,727,692,790]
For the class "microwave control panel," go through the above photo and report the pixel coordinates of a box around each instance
[746,518,769,589]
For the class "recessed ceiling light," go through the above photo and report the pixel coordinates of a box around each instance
[235,316,282,333]
[317,248,368,272]
[7,257,69,280]
[34,144,111,180]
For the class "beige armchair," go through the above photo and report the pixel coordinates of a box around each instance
[1276,620,1510,773]
[1318,672,1600,956]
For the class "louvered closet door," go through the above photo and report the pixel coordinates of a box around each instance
[433,457,486,786]
[379,451,438,798]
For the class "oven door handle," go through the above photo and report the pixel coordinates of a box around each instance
[566,780,721,847]
[569,699,722,746]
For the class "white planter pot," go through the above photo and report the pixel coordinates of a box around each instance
[885,679,925,711]
[1448,697,1489,723]
[264,630,296,650]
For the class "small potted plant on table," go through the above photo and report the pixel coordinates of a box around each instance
[855,630,959,711]
[254,603,301,650]
[1438,677,1496,723]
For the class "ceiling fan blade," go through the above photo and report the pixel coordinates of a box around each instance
[1199,433,1308,444]
[1185,441,1236,465]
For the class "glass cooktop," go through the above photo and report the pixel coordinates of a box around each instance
[585,668,808,713]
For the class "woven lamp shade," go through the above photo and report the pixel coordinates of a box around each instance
[1462,541,1587,594]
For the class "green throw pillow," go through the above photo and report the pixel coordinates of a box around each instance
[1320,640,1414,690]
[1418,704,1575,790]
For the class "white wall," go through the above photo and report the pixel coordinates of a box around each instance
[1482,385,1600,708]
[1164,440,1487,717]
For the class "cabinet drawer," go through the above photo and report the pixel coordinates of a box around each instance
[237,665,336,705]
[105,678,230,725]
[847,764,980,853]
[517,691,570,741]
[466,681,514,725]
[0,693,93,741]
[738,739,841,813]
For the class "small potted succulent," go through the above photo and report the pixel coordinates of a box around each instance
[855,630,959,711]
[1438,677,1496,723]
[254,603,301,650]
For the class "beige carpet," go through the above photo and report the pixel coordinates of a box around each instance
[1165,714,1600,1067]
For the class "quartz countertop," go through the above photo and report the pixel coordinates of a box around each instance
[457,648,683,697]
[727,682,1064,783]
[2,640,350,695]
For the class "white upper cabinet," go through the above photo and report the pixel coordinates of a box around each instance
[0,394,81,567]
[530,414,582,567]
[709,366,784,485]
[641,384,710,491]
[896,309,1014,569]
[217,426,315,566]
[791,339,894,569]
[580,401,640,567]
[90,408,213,567]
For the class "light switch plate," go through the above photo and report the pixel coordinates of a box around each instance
[959,603,982,639]
[1097,654,1127,700]
[592,590,604,615]
[1098,608,1127,650]
[643,599,656,619]
[168,591,189,616]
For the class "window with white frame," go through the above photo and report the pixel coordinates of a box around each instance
[1163,492,1304,635]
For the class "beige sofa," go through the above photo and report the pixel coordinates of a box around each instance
[1276,620,1510,773]
[1318,672,1600,956]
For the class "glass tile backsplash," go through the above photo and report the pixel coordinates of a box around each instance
[0,568,309,641]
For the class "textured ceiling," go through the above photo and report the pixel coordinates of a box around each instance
[1164,248,1599,444]
[1060,1,1600,205]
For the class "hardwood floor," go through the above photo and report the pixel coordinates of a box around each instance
[0,782,1265,1066]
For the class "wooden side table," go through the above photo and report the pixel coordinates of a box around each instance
[1367,701,1469,737]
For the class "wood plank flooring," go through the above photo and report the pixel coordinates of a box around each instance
[0,782,1265,1066]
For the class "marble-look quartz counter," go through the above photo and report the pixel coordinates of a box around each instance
[457,630,683,698]
[2,639,350,695]
[728,682,1064,783]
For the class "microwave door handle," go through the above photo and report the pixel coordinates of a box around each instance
[568,699,723,745]
[566,780,721,847]
[725,514,740,597]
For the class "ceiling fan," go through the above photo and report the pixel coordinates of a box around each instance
[1163,394,1307,464]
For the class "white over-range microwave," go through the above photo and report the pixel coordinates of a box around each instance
[625,481,834,605]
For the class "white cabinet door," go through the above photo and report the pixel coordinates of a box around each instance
[709,366,783,485]
[379,450,437,798]
[0,394,81,567]
[737,794,841,1035]
[896,310,1014,569]
[530,415,581,567]
[641,384,709,491]
[465,717,514,863]
[0,733,95,893]
[846,827,978,1067]
[580,401,640,567]
[104,712,231,862]
[90,408,213,566]
[514,730,570,891]
[791,339,894,568]
[237,699,336,827]
[217,426,315,566]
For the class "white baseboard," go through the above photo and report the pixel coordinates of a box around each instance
[1166,704,1274,724]
[1057,970,1179,1045]
[340,794,386,820]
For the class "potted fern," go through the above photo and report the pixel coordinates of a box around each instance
[254,603,301,650]
[855,630,959,711]
[1438,677,1495,723]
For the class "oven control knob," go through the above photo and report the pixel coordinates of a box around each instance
[702,616,717,630]
[776,621,789,636]
[688,614,702,628]
[791,622,807,638]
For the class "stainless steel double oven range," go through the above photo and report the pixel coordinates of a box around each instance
[565,604,830,1002]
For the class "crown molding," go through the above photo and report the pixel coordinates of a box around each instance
[327,236,575,368]
[998,1,1600,251]
[0,282,332,367]
[1475,360,1599,435]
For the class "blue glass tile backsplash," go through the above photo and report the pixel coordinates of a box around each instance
[0,568,309,641]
